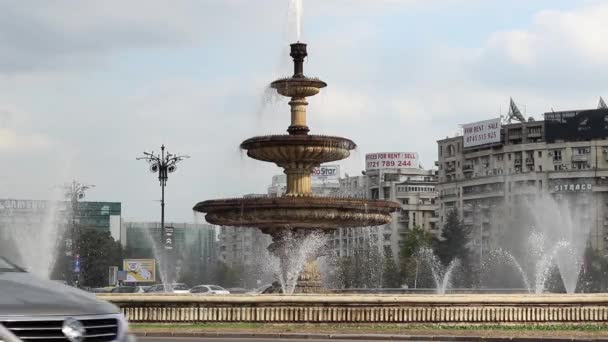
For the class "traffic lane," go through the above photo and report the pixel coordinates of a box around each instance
[138,338,442,342]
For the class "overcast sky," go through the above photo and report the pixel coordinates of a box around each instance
[2,0,608,222]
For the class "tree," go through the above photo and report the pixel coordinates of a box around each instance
[382,250,400,288]
[434,210,473,287]
[399,226,436,288]
[77,229,123,288]
[577,244,608,293]
[435,210,470,266]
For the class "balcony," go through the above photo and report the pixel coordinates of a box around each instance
[429,216,439,223]
[514,159,522,166]
[463,164,474,172]
[525,158,534,165]
[572,154,589,162]
[446,165,456,173]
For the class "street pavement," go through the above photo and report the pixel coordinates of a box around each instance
[139,338,437,342]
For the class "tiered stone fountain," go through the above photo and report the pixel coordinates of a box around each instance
[194,42,400,293]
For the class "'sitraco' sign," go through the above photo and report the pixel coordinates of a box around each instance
[365,152,419,171]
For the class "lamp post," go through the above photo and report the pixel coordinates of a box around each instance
[62,180,95,287]
[137,145,189,249]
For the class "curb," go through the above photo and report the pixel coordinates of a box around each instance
[133,331,608,341]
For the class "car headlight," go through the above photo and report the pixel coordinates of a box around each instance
[117,314,136,342]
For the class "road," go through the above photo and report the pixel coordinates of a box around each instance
[139,338,440,342]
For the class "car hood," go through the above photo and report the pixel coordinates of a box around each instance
[0,272,119,316]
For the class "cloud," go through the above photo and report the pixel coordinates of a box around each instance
[0,106,51,151]
[472,2,608,93]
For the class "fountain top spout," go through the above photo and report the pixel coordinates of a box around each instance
[290,42,307,78]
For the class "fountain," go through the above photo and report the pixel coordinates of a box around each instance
[193,42,400,293]
[415,247,459,294]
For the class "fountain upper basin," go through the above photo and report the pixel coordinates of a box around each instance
[241,134,356,166]
[193,196,400,235]
[271,77,327,97]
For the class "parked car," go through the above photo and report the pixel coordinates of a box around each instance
[144,283,190,294]
[190,285,230,295]
[111,286,146,293]
[0,257,134,341]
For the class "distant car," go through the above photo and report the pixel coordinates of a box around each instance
[111,286,145,293]
[145,283,190,294]
[247,284,283,294]
[0,257,134,341]
[226,287,248,294]
[190,285,230,295]
[247,284,272,294]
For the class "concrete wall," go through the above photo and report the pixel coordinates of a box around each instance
[99,294,608,324]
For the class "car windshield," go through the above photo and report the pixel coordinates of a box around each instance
[209,286,225,291]
[0,258,25,273]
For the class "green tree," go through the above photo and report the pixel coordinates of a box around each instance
[577,244,608,293]
[435,210,470,265]
[77,229,123,287]
[382,250,400,288]
[399,226,436,288]
[435,210,473,287]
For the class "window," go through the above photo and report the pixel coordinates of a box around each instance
[508,154,511,161]
[538,151,542,158]
[447,144,455,156]
[553,150,562,162]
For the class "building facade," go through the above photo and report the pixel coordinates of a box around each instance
[436,108,608,260]
[0,199,122,242]
[329,153,439,261]
[122,221,218,262]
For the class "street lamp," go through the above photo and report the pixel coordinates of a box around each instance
[62,180,95,286]
[137,145,189,248]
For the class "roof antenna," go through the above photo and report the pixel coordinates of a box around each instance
[506,97,526,123]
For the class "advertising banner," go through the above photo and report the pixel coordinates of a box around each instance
[463,118,501,148]
[164,226,174,250]
[365,152,419,171]
[123,259,155,283]
[312,165,340,182]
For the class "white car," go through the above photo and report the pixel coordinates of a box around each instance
[145,283,190,294]
[190,285,230,295]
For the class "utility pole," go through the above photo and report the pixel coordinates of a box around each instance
[62,180,94,287]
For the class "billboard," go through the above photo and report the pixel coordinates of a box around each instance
[365,152,419,171]
[123,259,155,283]
[463,118,501,148]
[545,109,608,143]
[312,165,340,182]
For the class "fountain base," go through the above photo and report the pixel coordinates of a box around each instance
[294,260,324,293]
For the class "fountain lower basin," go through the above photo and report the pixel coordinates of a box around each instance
[193,196,400,235]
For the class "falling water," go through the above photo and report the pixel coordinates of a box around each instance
[271,230,327,294]
[141,226,174,286]
[486,248,532,292]
[525,195,590,293]
[416,247,459,294]
[1,197,65,279]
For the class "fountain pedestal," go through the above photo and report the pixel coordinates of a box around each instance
[295,260,324,293]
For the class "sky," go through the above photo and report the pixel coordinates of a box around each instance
[2,0,608,222]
